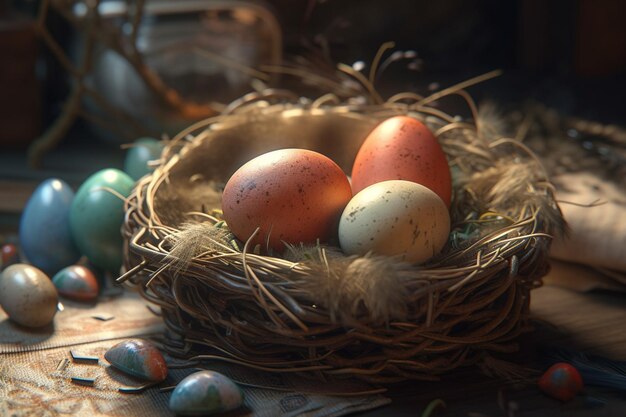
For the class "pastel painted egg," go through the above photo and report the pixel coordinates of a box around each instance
[351,116,452,207]
[70,169,134,272]
[104,339,168,382]
[0,264,58,327]
[124,137,163,180]
[538,362,584,402]
[19,179,81,274]
[338,180,450,264]
[169,370,244,416]
[52,265,99,302]
[1,244,20,270]
[222,149,352,252]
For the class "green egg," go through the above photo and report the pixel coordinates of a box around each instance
[70,169,134,273]
[124,137,163,180]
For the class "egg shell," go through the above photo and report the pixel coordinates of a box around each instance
[169,370,244,416]
[70,169,134,273]
[1,244,20,270]
[104,339,168,382]
[221,149,352,252]
[338,180,450,264]
[351,116,452,207]
[19,179,81,275]
[538,363,584,402]
[0,264,58,327]
[52,265,99,302]
[124,137,163,180]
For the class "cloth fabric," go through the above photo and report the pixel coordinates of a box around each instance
[549,172,626,290]
[0,292,389,417]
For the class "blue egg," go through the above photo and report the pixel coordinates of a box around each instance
[70,169,134,273]
[124,137,163,181]
[19,179,81,275]
[169,371,244,416]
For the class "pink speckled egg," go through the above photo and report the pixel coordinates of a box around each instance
[351,116,452,207]
[222,149,352,252]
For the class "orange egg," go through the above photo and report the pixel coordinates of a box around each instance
[222,149,352,252]
[351,116,452,207]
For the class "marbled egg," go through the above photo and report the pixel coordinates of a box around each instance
[52,265,99,302]
[0,264,58,327]
[1,244,20,270]
[104,339,168,382]
[70,169,134,272]
[169,370,244,416]
[338,180,450,264]
[19,179,81,274]
[538,363,584,402]
[124,137,163,180]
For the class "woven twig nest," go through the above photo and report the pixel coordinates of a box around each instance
[121,86,564,383]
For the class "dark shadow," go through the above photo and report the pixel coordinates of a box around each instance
[0,317,55,345]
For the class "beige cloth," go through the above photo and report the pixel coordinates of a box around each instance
[550,172,626,289]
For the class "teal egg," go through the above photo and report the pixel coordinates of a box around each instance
[19,179,81,274]
[169,371,244,416]
[70,169,134,272]
[124,137,163,180]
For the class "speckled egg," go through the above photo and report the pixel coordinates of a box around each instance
[0,264,58,327]
[124,137,163,180]
[52,265,99,302]
[19,178,81,274]
[70,169,134,272]
[221,149,352,252]
[338,180,450,264]
[351,116,452,207]
[169,370,244,416]
[104,339,168,382]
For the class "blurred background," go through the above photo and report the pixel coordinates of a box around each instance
[1,0,625,228]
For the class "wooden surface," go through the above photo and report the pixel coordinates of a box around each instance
[359,284,626,416]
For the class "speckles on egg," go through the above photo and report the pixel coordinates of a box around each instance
[221,149,352,252]
[338,180,450,264]
[351,116,452,207]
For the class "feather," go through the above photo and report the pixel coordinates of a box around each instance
[541,347,626,391]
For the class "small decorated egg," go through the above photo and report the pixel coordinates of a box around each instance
[169,370,244,416]
[338,180,450,264]
[104,339,168,382]
[351,116,452,207]
[0,264,58,327]
[538,362,584,402]
[19,178,81,274]
[70,169,134,272]
[1,243,20,269]
[52,265,99,302]
[124,137,163,180]
[222,148,352,252]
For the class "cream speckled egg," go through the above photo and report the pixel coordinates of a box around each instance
[0,264,58,327]
[338,180,450,264]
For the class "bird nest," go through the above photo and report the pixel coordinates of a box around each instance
[121,83,564,383]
